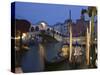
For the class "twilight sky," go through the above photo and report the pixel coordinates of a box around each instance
[15,2,89,25]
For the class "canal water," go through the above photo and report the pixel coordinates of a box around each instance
[21,43,44,72]
[20,42,63,72]
[20,42,86,72]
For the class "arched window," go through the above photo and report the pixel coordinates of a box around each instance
[31,27,34,32]
[56,32,58,35]
[35,26,39,31]
[47,28,50,32]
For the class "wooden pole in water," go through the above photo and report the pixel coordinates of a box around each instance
[86,25,90,65]
[69,24,72,62]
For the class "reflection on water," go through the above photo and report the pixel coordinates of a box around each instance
[21,43,44,72]
[20,41,87,72]
[20,42,62,72]
[45,42,62,61]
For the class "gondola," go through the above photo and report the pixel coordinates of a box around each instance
[44,51,68,66]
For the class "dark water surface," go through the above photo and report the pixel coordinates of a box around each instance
[20,43,86,72]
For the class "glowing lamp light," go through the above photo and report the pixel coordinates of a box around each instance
[15,36,20,39]
[41,22,46,27]
[40,22,47,30]
[90,57,92,60]
[95,38,97,41]
[22,33,27,39]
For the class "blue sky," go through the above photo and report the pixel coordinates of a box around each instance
[15,2,88,25]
